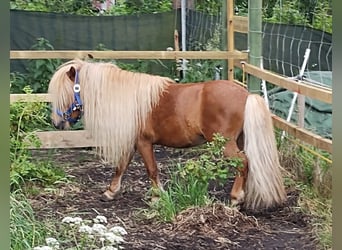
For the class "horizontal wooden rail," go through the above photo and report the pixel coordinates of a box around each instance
[10,93,51,103]
[271,115,332,153]
[238,62,332,104]
[233,16,248,33]
[31,130,95,149]
[30,119,332,153]
[10,50,248,60]
[23,114,332,153]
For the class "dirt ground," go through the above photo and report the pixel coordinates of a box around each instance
[30,146,319,250]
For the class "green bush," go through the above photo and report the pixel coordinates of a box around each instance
[312,1,332,33]
[10,38,62,94]
[105,0,172,16]
[263,0,332,33]
[264,0,309,25]
[10,86,66,190]
[10,0,95,15]
[146,134,242,222]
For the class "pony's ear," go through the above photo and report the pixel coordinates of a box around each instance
[66,66,76,82]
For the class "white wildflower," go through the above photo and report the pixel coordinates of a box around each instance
[94,215,108,224]
[61,216,83,225]
[73,216,83,225]
[62,216,74,224]
[104,232,124,244]
[100,246,118,250]
[92,223,107,235]
[109,226,127,236]
[79,224,93,235]
[45,237,59,249]
[33,246,53,250]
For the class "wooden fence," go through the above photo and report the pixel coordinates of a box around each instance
[10,50,332,153]
[10,10,332,154]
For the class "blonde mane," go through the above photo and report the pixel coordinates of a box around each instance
[48,59,86,115]
[49,59,172,166]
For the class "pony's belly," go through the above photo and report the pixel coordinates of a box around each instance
[154,133,206,148]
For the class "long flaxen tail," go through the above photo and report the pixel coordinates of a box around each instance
[243,94,287,210]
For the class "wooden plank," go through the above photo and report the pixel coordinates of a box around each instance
[271,115,332,153]
[233,79,247,88]
[30,130,96,149]
[241,62,332,104]
[10,93,52,103]
[227,0,235,80]
[297,94,305,127]
[10,50,248,60]
[233,16,248,33]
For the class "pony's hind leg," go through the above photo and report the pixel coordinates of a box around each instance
[102,152,134,201]
[223,141,248,207]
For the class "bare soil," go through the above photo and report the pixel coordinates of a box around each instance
[30,146,319,250]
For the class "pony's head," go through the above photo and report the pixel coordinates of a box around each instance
[48,59,85,130]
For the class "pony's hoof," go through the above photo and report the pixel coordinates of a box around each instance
[230,199,241,210]
[100,190,115,202]
[230,190,245,208]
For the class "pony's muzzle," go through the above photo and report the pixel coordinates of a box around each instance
[53,120,69,130]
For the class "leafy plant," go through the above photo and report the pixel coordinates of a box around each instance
[147,164,211,222]
[179,59,222,83]
[33,215,127,250]
[145,133,242,222]
[195,0,222,15]
[312,0,332,33]
[11,38,62,93]
[263,0,332,33]
[105,0,172,16]
[264,0,309,25]
[10,86,66,190]
[10,86,49,155]
[10,0,96,15]
[10,71,27,94]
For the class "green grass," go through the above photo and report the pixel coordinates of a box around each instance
[297,185,332,249]
[142,169,206,221]
[145,163,213,222]
[278,134,332,249]
[10,190,50,249]
[141,134,235,222]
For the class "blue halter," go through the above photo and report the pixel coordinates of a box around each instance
[56,70,83,124]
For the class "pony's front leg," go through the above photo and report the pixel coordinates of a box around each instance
[223,141,248,207]
[102,152,134,201]
[136,139,163,199]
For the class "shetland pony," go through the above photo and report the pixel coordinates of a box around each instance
[48,59,287,210]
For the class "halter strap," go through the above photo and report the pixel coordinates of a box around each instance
[56,70,83,124]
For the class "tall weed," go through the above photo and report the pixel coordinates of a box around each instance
[10,38,61,93]
[10,190,48,249]
[10,86,66,190]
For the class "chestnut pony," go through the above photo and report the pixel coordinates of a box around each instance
[48,59,286,210]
